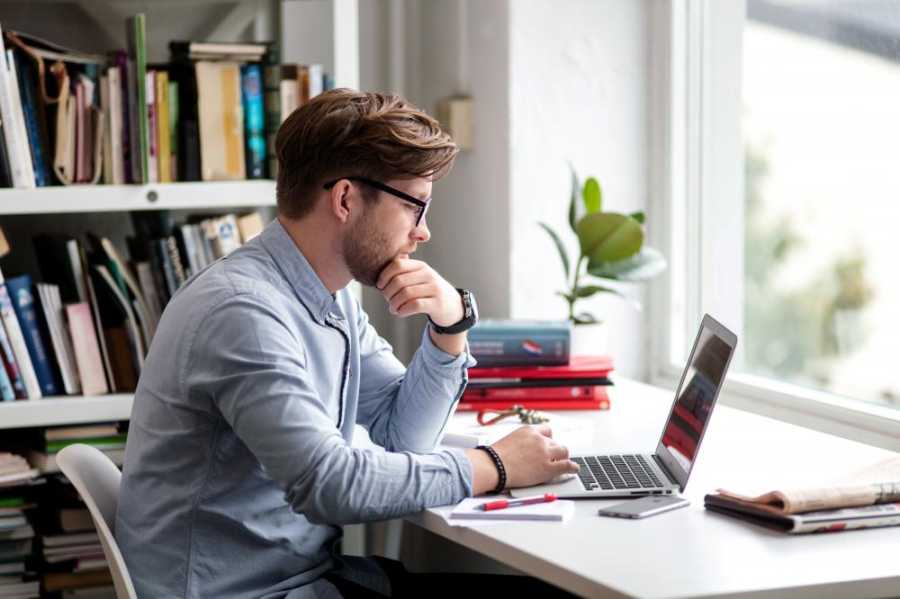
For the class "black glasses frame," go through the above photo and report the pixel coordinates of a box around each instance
[323,176,430,227]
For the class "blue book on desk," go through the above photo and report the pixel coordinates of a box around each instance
[468,319,571,368]
[5,274,61,397]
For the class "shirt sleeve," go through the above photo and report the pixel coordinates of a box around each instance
[353,303,477,454]
[185,292,473,526]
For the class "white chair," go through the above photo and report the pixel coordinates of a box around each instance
[56,444,138,599]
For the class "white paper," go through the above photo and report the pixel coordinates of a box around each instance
[445,495,575,527]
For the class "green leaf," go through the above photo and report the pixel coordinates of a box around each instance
[576,212,643,263]
[568,163,580,233]
[573,284,618,298]
[555,290,575,303]
[573,312,598,324]
[587,247,667,281]
[538,222,570,280]
[582,177,602,214]
[629,211,645,224]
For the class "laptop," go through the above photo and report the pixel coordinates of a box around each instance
[510,314,737,499]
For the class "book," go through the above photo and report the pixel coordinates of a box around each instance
[11,49,51,186]
[456,396,610,412]
[126,13,148,184]
[145,70,158,183]
[0,303,27,399]
[468,319,571,368]
[107,66,126,184]
[0,279,41,399]
[35,283,81,395]
[0,38,36,189]
[26,447,124,474]
[237,212,264,243]
[65,303,108,396]
[240,63,266,179]
[4,274,58,396]
[0,357,13,400]
[462,384,603,401]
[196,61,245,181]
[155,70,172,182]
[468,355,614,382]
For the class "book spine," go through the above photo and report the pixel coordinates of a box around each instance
[240,63,266,179]
[0,311,26,398]
[5,275,60,396]
[167,80,179,180]
[156,71,171,183]
[0,351,14,400]
[462,384,600,401]
[154,238,179,298]
[65,302,108,396]
[145,71,158,183]
[0,45,35,188]
[456,396,610,411]
[263,64,280,178]
[11,51,50,186]
[0,283,42,398]
[126,14,148,183]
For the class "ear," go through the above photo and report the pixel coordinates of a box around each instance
[328,180,354,224]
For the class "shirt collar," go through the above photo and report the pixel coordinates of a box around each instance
[258,219,341,324]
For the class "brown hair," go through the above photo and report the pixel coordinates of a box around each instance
[275,89,459,219]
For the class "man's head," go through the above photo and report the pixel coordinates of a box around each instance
[275,90,459,286]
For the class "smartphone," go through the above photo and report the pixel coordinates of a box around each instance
[597,495,690,519]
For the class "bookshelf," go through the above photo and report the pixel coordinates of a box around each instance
[0,0,360,430]
[0,180,276,215]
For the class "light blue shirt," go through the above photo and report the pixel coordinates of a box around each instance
[116,219,475,598]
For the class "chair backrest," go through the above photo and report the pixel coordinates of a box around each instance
[56,444,138,599]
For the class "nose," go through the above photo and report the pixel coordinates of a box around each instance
[412,218,431,243]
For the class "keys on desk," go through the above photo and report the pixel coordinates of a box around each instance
[573,455,663,491]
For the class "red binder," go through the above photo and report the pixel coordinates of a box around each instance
[457,386,611,411]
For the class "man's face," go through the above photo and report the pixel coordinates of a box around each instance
[342,178,432,287]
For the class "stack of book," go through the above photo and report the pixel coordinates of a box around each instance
[0,15,333,189]
[461,320,613,412]
[0,453,39,599]
[0,210,262,400]
[33,476,113,597]
[24,424,127,475]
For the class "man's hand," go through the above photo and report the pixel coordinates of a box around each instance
[376,254,463,326]
[465,425,581,494]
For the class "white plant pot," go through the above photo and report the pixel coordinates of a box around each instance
[570,321,609,358]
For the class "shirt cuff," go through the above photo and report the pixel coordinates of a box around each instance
[442,446,475,497]
[419,325,477,370]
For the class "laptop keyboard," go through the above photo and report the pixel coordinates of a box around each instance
[573,455,663,491]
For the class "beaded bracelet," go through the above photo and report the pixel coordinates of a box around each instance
[476,444,507,494]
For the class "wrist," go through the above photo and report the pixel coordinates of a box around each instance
[465,447,501,495]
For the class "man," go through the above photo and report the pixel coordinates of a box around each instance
[116,89,579,598]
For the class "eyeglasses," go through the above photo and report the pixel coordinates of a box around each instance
[323,176,430,227]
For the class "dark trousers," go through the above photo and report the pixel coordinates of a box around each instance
[324,556,578,598]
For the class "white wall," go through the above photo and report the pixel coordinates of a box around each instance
[357,0,653,378]
[509,0,651,378]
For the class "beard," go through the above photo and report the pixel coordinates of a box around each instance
[342,213,398,287]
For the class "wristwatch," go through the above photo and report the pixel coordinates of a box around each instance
[429,288,479,335]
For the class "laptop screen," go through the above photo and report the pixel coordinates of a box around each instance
[655,314,737,492]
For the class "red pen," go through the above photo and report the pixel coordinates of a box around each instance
[478,493,558,511]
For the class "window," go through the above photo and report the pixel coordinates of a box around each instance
[652,0,900,446]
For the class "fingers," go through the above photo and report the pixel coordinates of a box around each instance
[390,284,437,316]
[381,269,432,303]
[548,443,570,462]
[535,424,553,439]
[376,256,423,290]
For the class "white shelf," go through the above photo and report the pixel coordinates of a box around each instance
[0,395,133,430]
[0,181,276,216]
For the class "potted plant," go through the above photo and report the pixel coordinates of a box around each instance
[538,166,667,355]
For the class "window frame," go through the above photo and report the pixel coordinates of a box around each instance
[647,0,900,452]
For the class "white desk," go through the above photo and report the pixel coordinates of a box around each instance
[403,379,900,599]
